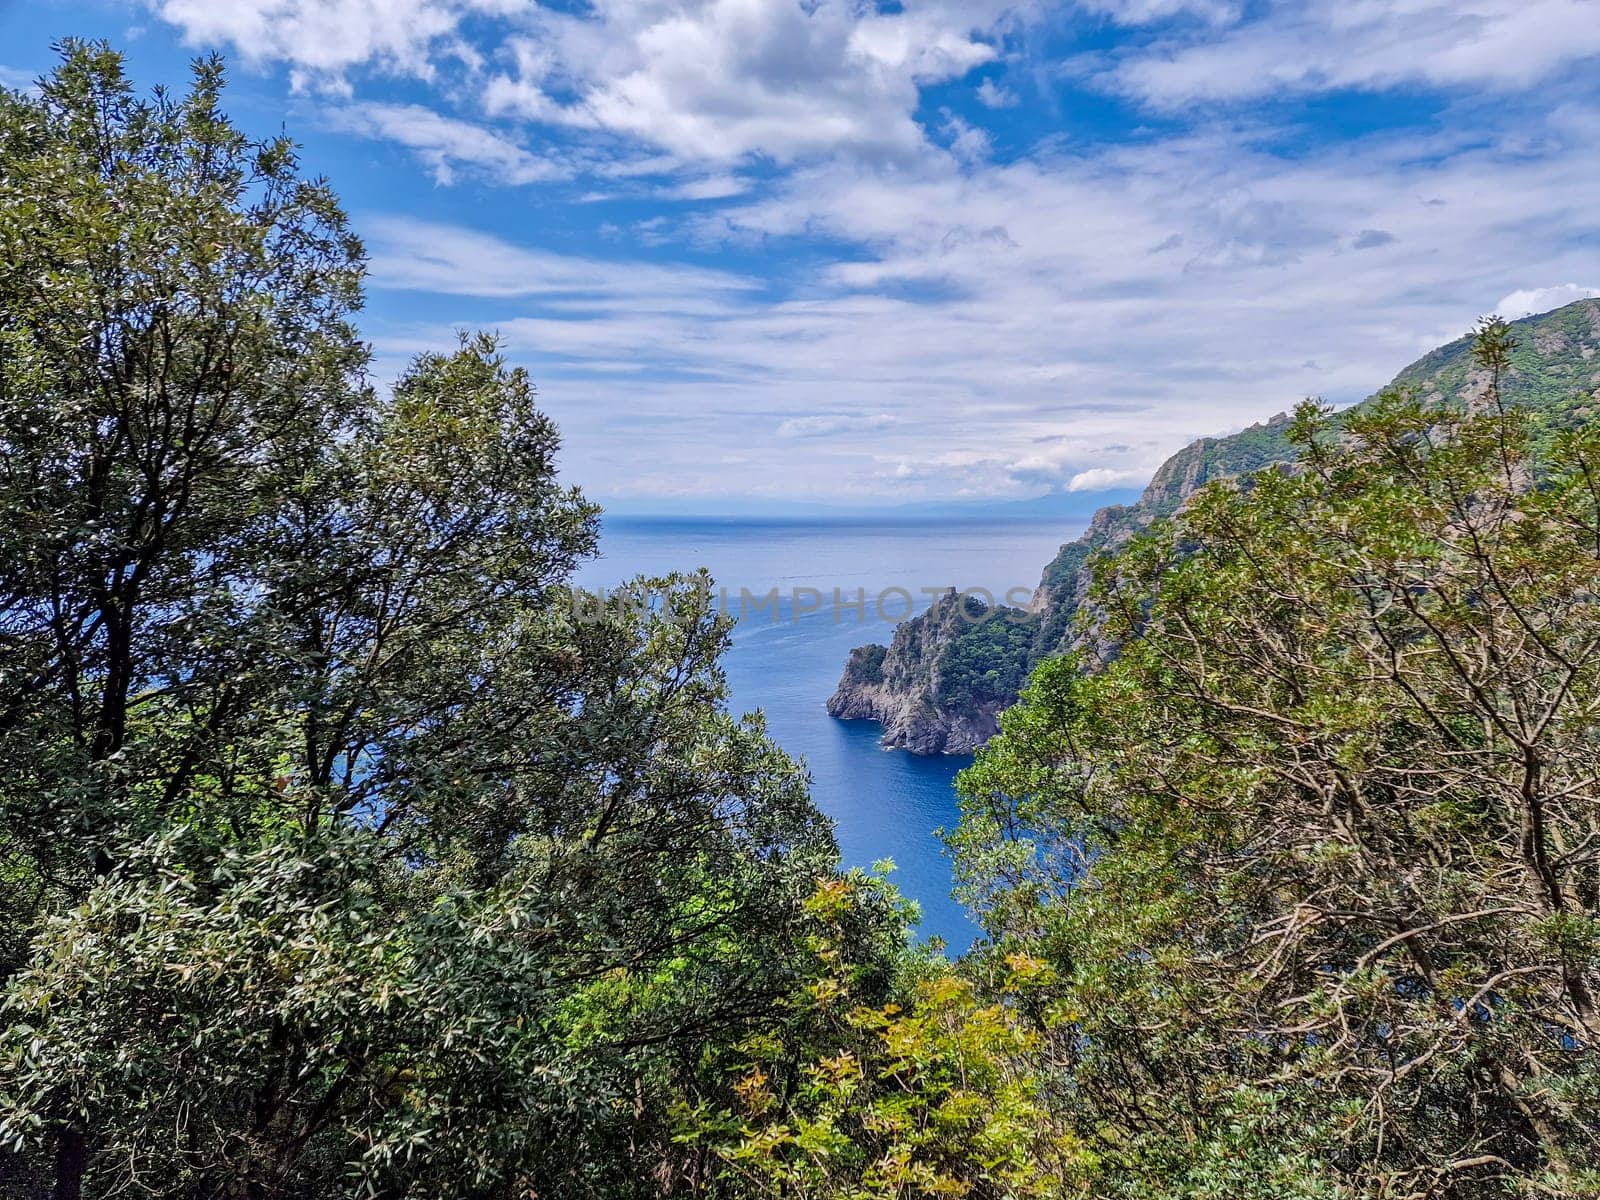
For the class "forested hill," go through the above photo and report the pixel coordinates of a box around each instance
[829,297,1600,754]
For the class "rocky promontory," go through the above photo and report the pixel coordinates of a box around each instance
[826,592,1032,753]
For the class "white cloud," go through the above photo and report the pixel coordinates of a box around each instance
[145,0,512,91]
[1078,0,1242,24]
[1099,0,1600,109]
[328,103,562,185]
[483,0,1007,163]
[778,413,896,438]
[394,105,1600,502]
[665,174,749,201]
[364,216,758,304]
[149,1,1020,169]
[1495,284,1600,320]
[941,113,993,164]
[1066,467,1148,492]
[1351,228,1397,251]
[975,78,1017,108]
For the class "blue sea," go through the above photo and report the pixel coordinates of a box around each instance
[574,515,1081,950]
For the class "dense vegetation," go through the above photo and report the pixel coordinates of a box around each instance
[5,44,1600,1200]
[937,602,1038,711]
[953,331,1600,1196]
[0,46,906,1200]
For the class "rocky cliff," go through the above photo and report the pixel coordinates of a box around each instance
[829,298,1600,754]
[828,590,1037,753]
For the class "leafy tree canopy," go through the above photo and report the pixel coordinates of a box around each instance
[955,323,1600,1199]
[0,43,886,1200]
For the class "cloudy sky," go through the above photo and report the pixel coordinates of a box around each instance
[4,1,1599,510]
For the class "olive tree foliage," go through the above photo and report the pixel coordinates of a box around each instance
[956,325,1600,1199]
[0,45,844,1200]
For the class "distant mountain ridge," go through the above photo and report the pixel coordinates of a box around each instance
[828,298,1600,754]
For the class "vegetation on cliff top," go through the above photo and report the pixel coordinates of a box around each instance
[935,601,1037,711]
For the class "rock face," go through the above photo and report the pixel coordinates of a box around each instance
[831,298,1600,755]
[827,674,1002,755]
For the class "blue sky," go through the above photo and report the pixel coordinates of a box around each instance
[4,0,1599,511]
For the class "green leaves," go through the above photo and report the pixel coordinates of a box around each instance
[954,324,1600,1197]
[692,877,1075,1200]
[0,44,862,1200]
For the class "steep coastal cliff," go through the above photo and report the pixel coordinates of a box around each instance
[829,298,1600,754]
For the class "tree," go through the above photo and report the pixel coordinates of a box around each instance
[0,44,863,1200]
[677,874,1077,1200]
[956,323,1600,1198]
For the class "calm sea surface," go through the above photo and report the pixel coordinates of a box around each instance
[574,515,1081,950]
